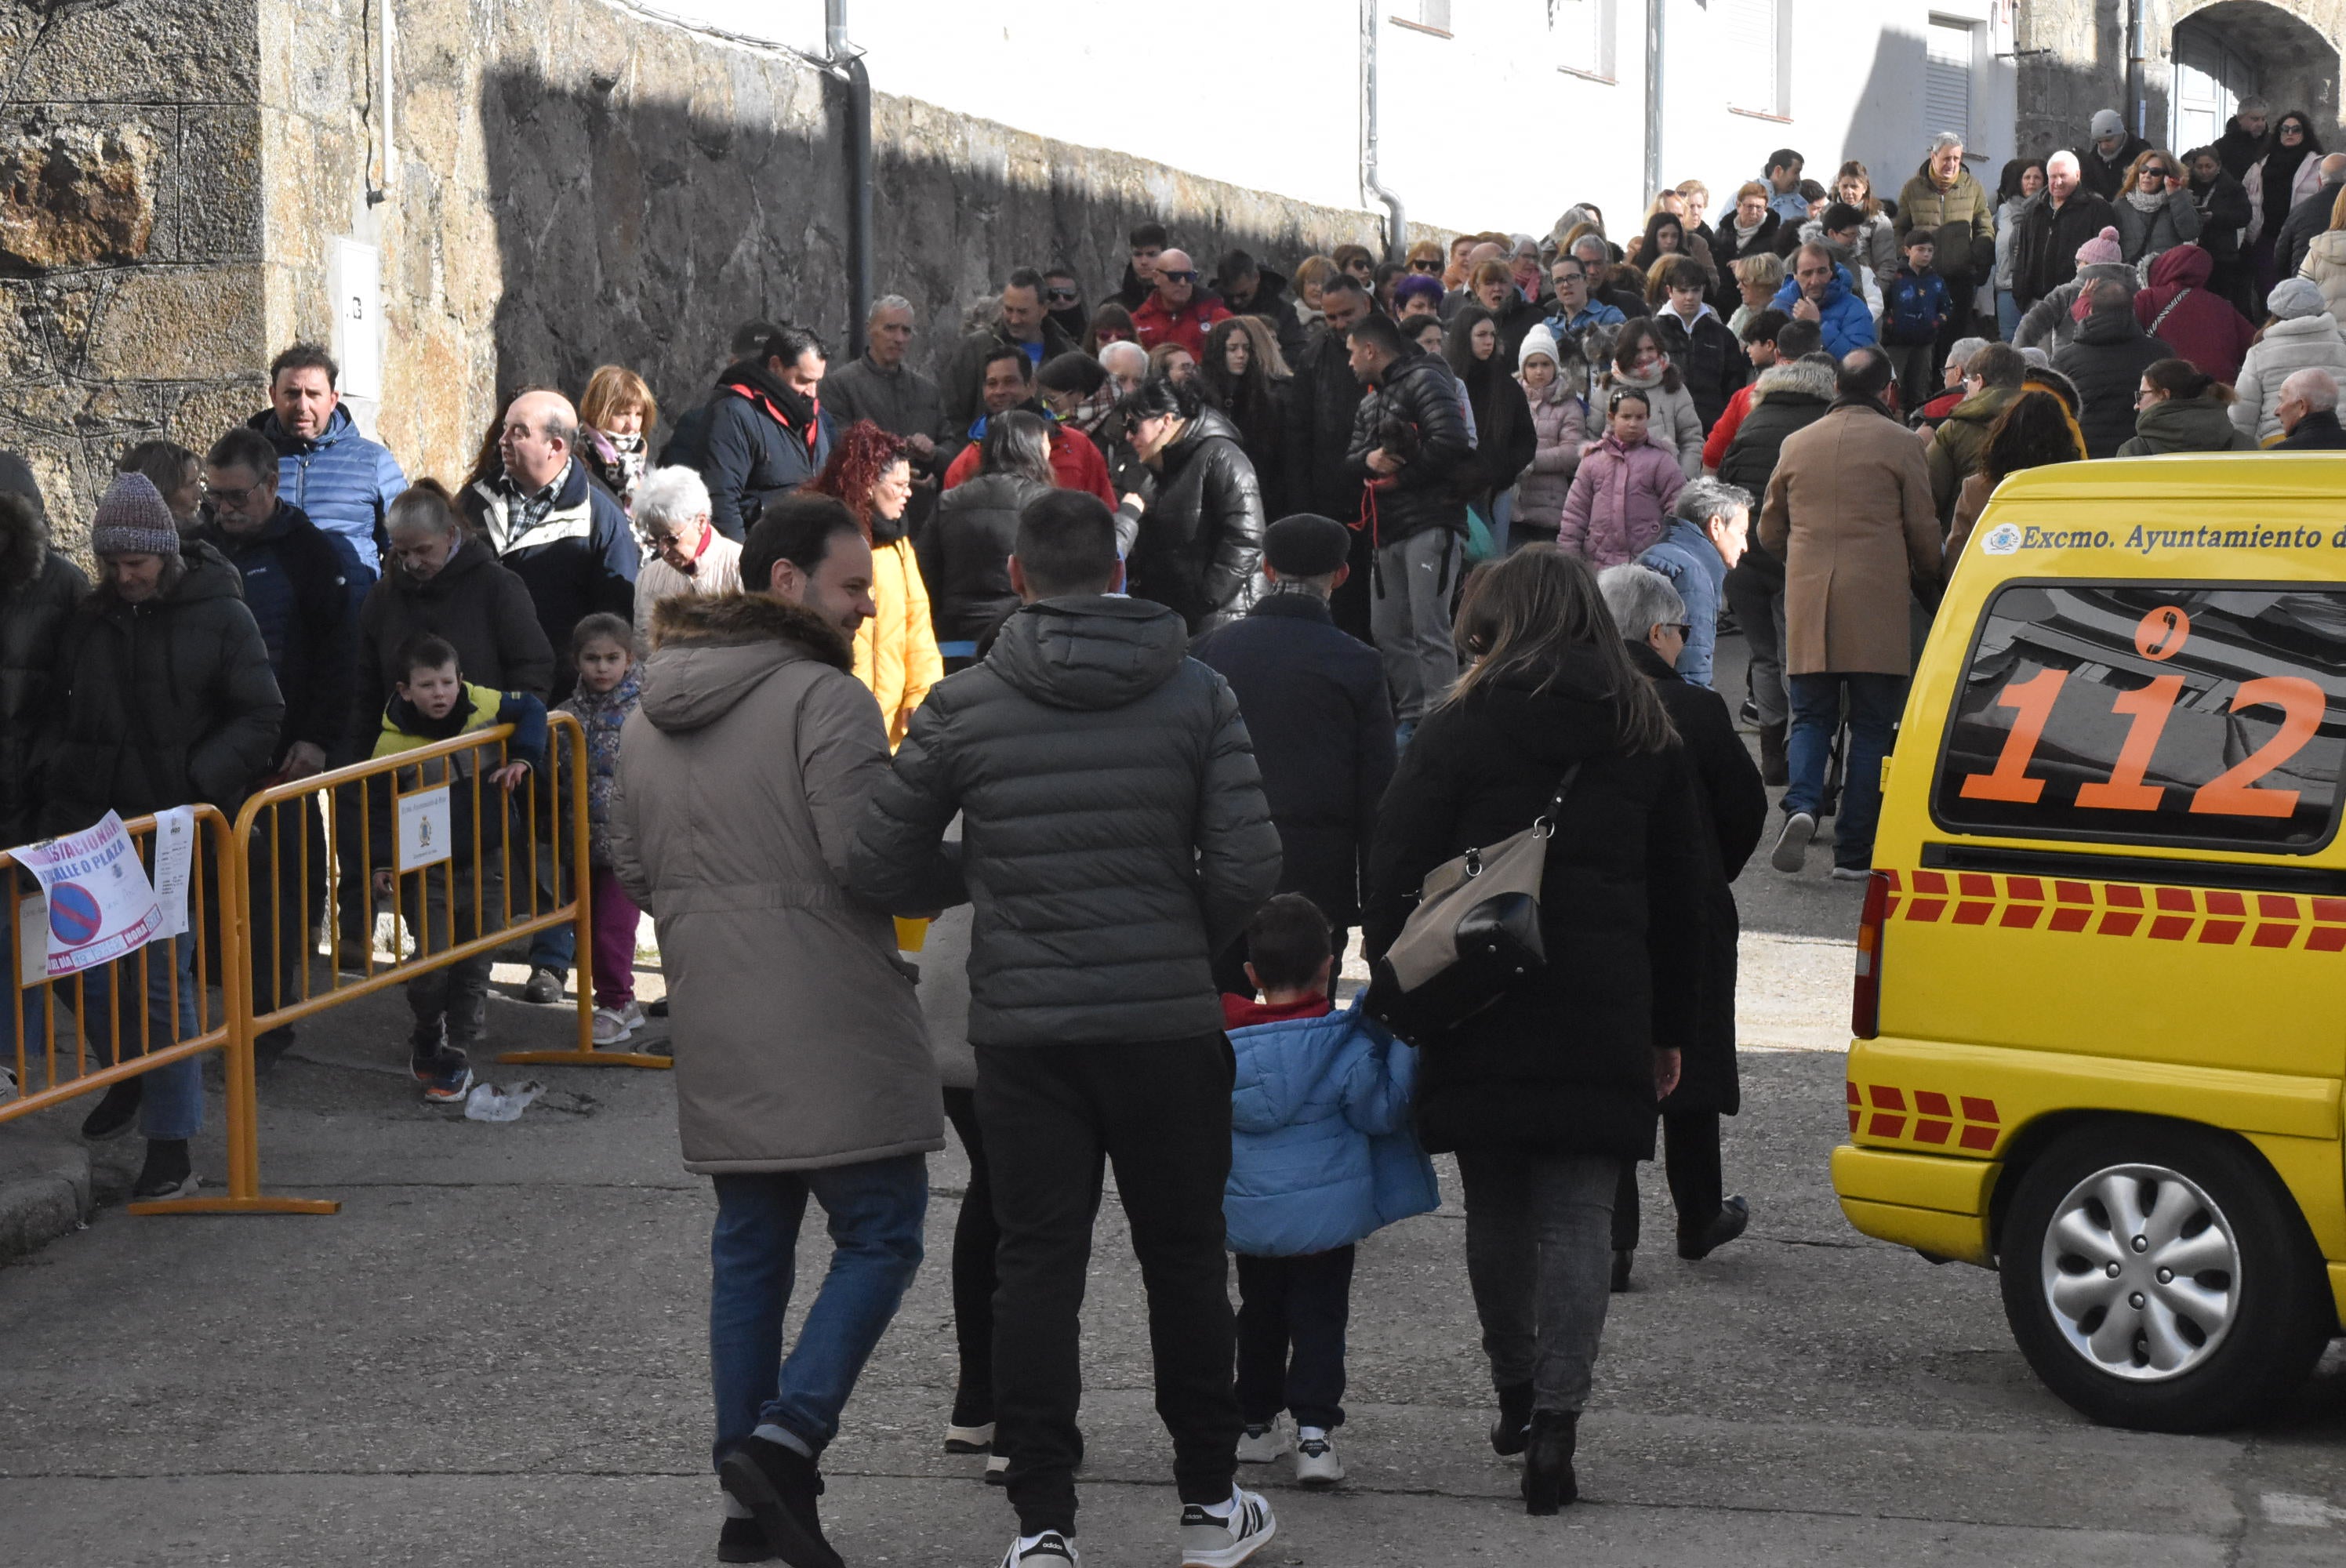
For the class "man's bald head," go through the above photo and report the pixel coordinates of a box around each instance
[2322,153,2346,183]
[500,389,580,491]
[1465,241,1505,271]
[1153,247,1198,308]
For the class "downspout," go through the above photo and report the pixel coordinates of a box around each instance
[1643,0,1665,201]
[1360,0,1406,263]
[826,0,874,359]
[2125,0,2146,137]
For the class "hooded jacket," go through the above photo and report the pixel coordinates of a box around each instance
[2116,392,2262,456]
[608,591,942,1174]
[2298,229,2346,326]
[1895,160,1998,281]
[2232,312,2346,441]
[1223,996,1439,1257]
[2054,306,2174,458]
[45,542,285,835]
[1557,432,1686,568]
[1343,348,1475,546]
[1926,383,2021,526]
[187,501,357,765]
[0,498,91,844]
[1716,356,1837,503]
[246,404,408,575]
[2133,245,2258,384]
[1602,361,1707,477]
[1127,404,1266,633]
[920,472,1054,645]
[350,537,556,759]
[846,594,1281,1047]
[1769,263,1879,359]
[1513,371,1589,534]
[1363,652,1705,1160]
[670,359,837,540]
[461,458,639,699]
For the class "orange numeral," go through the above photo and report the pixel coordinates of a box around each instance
[2190,677,2325,819]
[2075,675,2184,811]
[1960,668,2068,804]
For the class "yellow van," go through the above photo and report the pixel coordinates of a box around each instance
[1830,454,2346,1432]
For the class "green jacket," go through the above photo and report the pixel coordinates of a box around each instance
[1895,162,1996,281]
[1927,384,2021,526]
[2115,394,2262,456]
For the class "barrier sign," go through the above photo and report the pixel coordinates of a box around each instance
[11,811,165,978]
[397,786,452,872]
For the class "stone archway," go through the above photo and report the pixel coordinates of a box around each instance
[2159,0,2344,150]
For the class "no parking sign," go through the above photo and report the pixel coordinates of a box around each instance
[11,812,165,979]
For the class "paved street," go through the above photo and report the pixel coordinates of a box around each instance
[5,636,2344,1567]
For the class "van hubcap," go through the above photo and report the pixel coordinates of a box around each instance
[2040,1163,2239,1381]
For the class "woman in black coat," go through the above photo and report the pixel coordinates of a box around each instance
[1708,181,1785,315]
[920,412,1057,652]
[1119,375,1266,632]
[1600,560,1768,1284]
[1446,304,1538,536]
[1364,546,1703,1515]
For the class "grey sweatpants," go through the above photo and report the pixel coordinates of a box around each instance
[1458,1149,1622,1414]
[1371,528,1462,723]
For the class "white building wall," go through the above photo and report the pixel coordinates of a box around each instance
[637,0,2014,243]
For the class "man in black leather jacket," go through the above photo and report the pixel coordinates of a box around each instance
[1341,313,1473,742]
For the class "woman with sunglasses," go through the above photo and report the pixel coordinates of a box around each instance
[2246,110,2325,296]
[2113,149,2203,267]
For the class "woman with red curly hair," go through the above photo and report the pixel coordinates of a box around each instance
[803,419,944,750]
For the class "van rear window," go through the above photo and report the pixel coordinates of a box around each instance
[1931,583,2346,853]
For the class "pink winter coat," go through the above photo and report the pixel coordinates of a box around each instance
[1513,379,1589,535]
[1556,433,1687,568]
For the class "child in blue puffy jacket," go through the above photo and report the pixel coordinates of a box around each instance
[1220,895,1440,1490]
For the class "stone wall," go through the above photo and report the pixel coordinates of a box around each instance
[269,0,1411,490]
[0,0,266,529]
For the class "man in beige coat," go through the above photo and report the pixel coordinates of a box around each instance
[609,492,943,1568]
[1757,347,1943,880]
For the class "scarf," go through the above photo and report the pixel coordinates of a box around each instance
[2126,187,2168,213]
[1733,215,1763,244]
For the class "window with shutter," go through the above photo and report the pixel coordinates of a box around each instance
[1552,0,1609,78]
[1925,19,1975,147]
[1723,0,1781,116]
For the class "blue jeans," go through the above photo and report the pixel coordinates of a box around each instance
[708,1155,928,1469]
[1996,289,2021,341]
[15,931,204,1140]
[1785,673,1905,870]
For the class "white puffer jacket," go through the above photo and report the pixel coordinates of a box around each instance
[2231,312,2346,441]
[2297,231,2346,329]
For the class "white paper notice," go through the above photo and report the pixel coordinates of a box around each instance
[16,895,45,988]
[397,786,453,872]
[11,811,165,978]
[151,805,195,938]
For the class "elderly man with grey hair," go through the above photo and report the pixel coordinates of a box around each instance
[826,292,950,532]
[631,466,744,641]
[2274,367,2346,448]
[2013,149,2118,312]
[1632,477,1752,690]
[1098,337,1149,397]
[1594,561,1767,1280]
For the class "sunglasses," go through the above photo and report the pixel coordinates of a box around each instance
[1665,622,1693,640]
[1045,287,1080,303]
[1409,260,1441,271]
[1157,269,1197,284]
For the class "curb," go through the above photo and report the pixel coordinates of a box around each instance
[0,1127,96,1265]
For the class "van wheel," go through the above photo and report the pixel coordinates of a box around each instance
[1998,1120,2329,1432]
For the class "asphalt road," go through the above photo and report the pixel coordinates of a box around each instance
[4,628,2342,1566]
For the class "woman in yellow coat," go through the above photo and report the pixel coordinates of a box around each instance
[806,419,944,751]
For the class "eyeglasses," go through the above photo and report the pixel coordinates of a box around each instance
[645,532,688,549]
[1157,270,1197,284]
[1045,288,1080,303]
[202,482,260,506]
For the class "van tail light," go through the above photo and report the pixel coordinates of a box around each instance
[1852,871,1890,1040]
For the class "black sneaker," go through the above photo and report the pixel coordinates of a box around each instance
[647,996,670,1018]
[718,1436,842,1568]
[253,1026,298,1076]
[1677,1195,1751,1260]
[131,1139,198,1201]
[80,1076,142,1141]
[1610,1249,1633,1293]
[717,1515,777,1564]
[521,967,565,1004]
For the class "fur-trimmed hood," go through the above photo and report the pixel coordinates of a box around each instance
[0,491,49,596]
[1749,357,1838,407]
[638,590,855,737]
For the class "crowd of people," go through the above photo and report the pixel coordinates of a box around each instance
[7,100,2346,1568]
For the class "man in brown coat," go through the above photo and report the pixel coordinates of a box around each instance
[609,493,944,1568]
[1757,347,1943,880]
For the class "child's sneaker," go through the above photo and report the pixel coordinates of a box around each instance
[1178,1490,1276,1568]
[592,1006,636,1046]
[616,1000,645,1031]
[413,1046,474,1105]
[1233,1415,1284,1464]
[1291,1427,1343,1488]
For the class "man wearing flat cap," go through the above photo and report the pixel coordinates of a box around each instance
[1191,514,1396,993]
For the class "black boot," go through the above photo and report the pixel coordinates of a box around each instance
[1521,1410,1579,1515]
[1489,1380,1534,1457]
[717,1515,776,1563]
[719,1436,842,1568]
[1760,722,1789,787]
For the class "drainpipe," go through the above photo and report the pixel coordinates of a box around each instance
[1643,0,1665,200]
[2125,0,2146,137]
[1360,0,1407,263]
[826,0,873,359]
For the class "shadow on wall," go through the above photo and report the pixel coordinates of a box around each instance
[474,64,1396,446]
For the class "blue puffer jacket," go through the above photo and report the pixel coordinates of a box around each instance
[1769,263,1880,358]
[1225,996,1440,1257]
[1636,517,1729,690]
[247,405,408,575]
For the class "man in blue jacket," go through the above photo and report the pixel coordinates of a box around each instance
[1632,479,1752,691]
[1771,245,1879,359]
[247,343,407,597]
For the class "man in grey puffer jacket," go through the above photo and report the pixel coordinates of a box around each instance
[848,488,1282,1568]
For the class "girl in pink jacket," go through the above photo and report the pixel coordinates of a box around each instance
[1556,387,1687,567]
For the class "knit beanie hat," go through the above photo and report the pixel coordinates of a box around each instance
[2090,109,2126,140]
[1517,323,1563,371]
[2268,276,2327,321]
[90,472,180,557]
[2074,227,2124,268]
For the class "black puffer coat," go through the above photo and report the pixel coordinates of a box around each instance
[1128,405,1266,633]
[1629,641,1765,1116]
[2014,192,2121,308]
[2054,306,2173,459]
[1344,348,1473,546]
[45,543,285,835]
[1282,332,1371,523]
[0,497,91,844]
[918,471,1053,644]
[847,594,1280,1047]
[1364,652,1703,1160]
[1717,358,1836,596]
[349,538,556,758]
